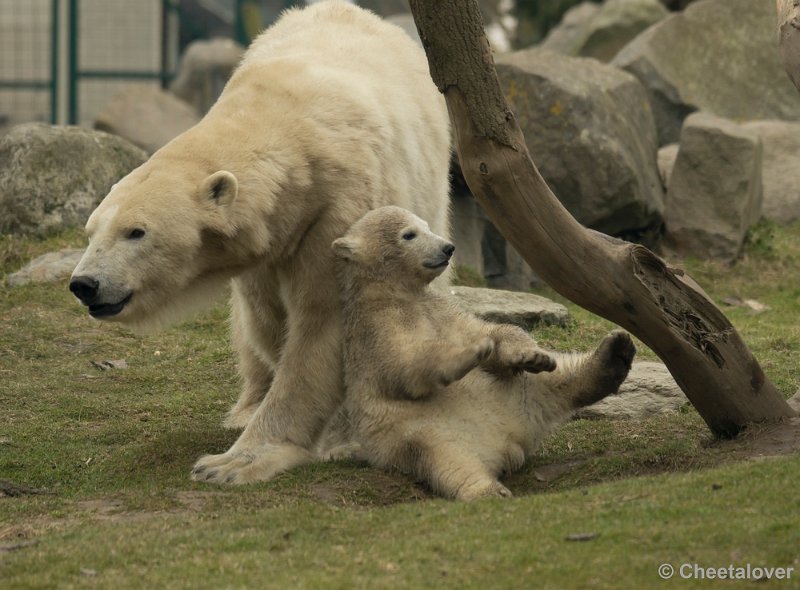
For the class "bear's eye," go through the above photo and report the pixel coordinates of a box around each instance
[127,228,146,240]
[402,231,416,241]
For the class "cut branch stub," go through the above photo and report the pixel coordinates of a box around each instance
[410,0,795,436]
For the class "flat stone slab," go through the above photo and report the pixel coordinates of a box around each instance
[448,286,569,329]
[576,360,688,420]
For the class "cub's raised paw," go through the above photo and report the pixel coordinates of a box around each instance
[599,330,636,371]
[519,351,557,374]
[595,330,636,392]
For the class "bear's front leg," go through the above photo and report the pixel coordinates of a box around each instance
[192,303,344,484]
[480,324,556,378]
[397,337,494,399]
[224,272,287,429]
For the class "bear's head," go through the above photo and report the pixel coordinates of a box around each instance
[69,163,262,332]
[332,206,455,289]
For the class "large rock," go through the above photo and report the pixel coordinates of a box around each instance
[664,113,762,261]
[495,49,664,243]
[448,286,569,329]
[170,38,245,115]
[542,0,668,62]
[0,124,147,236]
[539,2,600,54]
[613,0,800,145]
[576,361,687,419]
[742,121,800,224]
[94,85,200,154]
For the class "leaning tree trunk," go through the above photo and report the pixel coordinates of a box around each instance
[409,0,795,437]
[777,0,800,92]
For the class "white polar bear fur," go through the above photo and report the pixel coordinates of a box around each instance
[70,1,451,485]
[329,207,636,500]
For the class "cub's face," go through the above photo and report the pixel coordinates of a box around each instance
[333,206,455,286]
[69,167,246,331]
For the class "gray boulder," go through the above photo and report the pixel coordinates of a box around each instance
[170,38,245,115]
[448,286,569,329]
[0,124,147,236]
[576,361,687,419]
[741,121,800,224]
[542,0,668,62]
[94,85,200,154]
[613,0,800,145]
[664,113,762,261]
[539,2,600,54]
[6,248,84,286]
[495,49,664,244]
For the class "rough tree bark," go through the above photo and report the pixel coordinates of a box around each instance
[778,0,800,92]
[409,0,796,437]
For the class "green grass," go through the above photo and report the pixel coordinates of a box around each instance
[1,222,799,588]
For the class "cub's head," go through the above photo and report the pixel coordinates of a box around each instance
[332,206,454,287]
[69,164,260,332]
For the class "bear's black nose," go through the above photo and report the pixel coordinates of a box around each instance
[69,276,99,304]
[442,243,455,259]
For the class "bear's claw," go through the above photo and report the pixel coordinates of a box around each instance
[191,443,314,485]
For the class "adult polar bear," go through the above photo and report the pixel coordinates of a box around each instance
[69,1,451,484]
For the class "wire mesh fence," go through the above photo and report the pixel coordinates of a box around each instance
[0,0,58,125]
[0,0,301,128]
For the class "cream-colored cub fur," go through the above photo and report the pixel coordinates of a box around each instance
[69,2,450,484]
[331,207,635,500]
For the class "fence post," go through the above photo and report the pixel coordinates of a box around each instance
[67,0,78,124]
[50,0,59,124]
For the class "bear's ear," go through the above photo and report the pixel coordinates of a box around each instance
[332,236,361,260]
[200,171,238,207]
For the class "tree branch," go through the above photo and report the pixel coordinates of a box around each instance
[411,0,795,436]
[777,0,800,92]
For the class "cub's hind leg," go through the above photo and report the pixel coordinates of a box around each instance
[401,439,511,501]
[544,330,636,411]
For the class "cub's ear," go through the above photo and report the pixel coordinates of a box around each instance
[200,171,238,207]
[332,236,361,260]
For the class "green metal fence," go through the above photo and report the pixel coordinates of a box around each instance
[1,0,297,127]
[0,0,59,124]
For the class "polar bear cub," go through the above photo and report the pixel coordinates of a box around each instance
[331,206,636,500]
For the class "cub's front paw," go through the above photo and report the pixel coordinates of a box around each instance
[516,350,557,374]
[487,341,557,376]
[475,337,495,363]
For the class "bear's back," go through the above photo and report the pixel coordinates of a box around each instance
[213,1,450,241]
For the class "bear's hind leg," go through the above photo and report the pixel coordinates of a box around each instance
[408,440,511,501]
[543,330,635,413]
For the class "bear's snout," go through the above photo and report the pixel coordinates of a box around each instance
[70,275,100,305]
[442,243,455,259]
